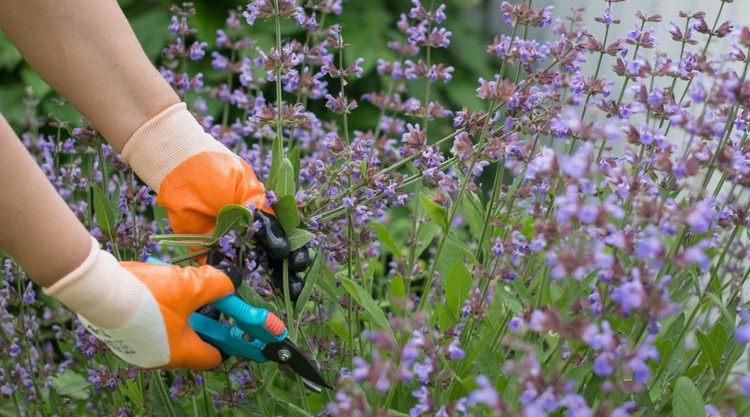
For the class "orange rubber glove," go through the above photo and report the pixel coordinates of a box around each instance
[121,103,309,299]
[121,102,274,240]
[45,237,238,370]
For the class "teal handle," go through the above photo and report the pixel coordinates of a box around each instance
[146,257,287,361]
[188,313,267,362]
[211,295,288,344]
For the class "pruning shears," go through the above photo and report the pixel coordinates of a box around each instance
[147,257,332,392]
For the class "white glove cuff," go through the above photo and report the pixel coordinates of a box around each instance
[120,102,233,192]
[43,236,144,329]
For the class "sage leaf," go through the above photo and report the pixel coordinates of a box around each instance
[340,277,391,332]
[92,183,117,240]
[419,192,448,232]
[672,376,706,417]
[211,204,254,242]
[273,195,300,230]
[52,370,90,400]
[266,136,282,192]
[285,228,314,251]
[445,260,472,317]
[289,145,301,190]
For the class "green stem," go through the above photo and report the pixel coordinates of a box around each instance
[273,0,284,146]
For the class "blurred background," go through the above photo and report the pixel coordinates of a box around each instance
[0,0,743,137]
[0,0,495,132]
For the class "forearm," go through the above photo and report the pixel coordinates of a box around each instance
[0,0,179,152]
[0,115,91,286]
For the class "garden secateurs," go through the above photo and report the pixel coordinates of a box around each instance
[147,257,332,392]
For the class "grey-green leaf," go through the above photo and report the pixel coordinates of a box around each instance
[372,221,401,257]
[274,195,300,231]
[52,370,90,400]
[285,228,314,251]
[275,158,296,198]
[295,250,322,316]
[672,376,706,417]
[445,260,472,317]
[92,183,117,239]
[266,136,283,192]
[695,330,721,374]
[340,277,391,332]
[289,145,301,190]
[419,192,448,232]
[212,204,254,242]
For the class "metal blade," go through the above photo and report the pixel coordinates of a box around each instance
[262,338,333,390]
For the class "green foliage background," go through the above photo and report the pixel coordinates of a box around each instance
[0,0,496,135]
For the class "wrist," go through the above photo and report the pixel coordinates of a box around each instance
[43,236,144,329]
[121,102,233,192]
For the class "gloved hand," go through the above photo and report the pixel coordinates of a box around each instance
[44,237,239,370]
[121,103,309,298]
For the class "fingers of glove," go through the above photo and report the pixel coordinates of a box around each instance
[156,152,269,237]
[160,326,224,370]
[121,262,235,316]
[253,210,290,260]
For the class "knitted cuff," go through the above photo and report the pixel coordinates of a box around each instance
[121,102,232,192]
[43,236,144,329]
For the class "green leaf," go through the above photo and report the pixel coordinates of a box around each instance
[672,376,706,417]
[92,183,117,240]
[212,204,254,241]
[659,313,685,347]
[437,303,457,331]
[327,320,349,340]
[416,222,441,259]
[275,158,296,198]
[390,275,406,300]
[695,330,721,374]
[436,234,473,279]
[20,66,51,98]
[360,160,368,179]
[274,195,301,230]
[286,228,314,251]
[462,191,485,242]
[317,262,343,302]
[52,370,90,400]
[275,402,314,417]
[340,277,391,332]
[289,146,301,190]
[266,136,283,191]
[129,8,171,59]
[495,283,523,314]
[419,192,448,231]
[474,346,501,384]
[390,274,406,315]
[372,222,401,257]
[148,373,188,417]
[237,283,278,316]
[445,260,472,317]
[295,251,323,316]
[0,32,22,71]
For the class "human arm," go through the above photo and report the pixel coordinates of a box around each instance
[0,0,179,152]
[0,114,236,369]
[0,0,309,297]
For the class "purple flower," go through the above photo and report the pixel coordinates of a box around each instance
[593,352,615,376]
[189,41,208,60]
[736,311,750,344]
[467,375,500,408]
[685,200,715,234]
[611,402,637,417]
[611,276,645,315]
[738,375,750,396]
[410,386,433,416]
